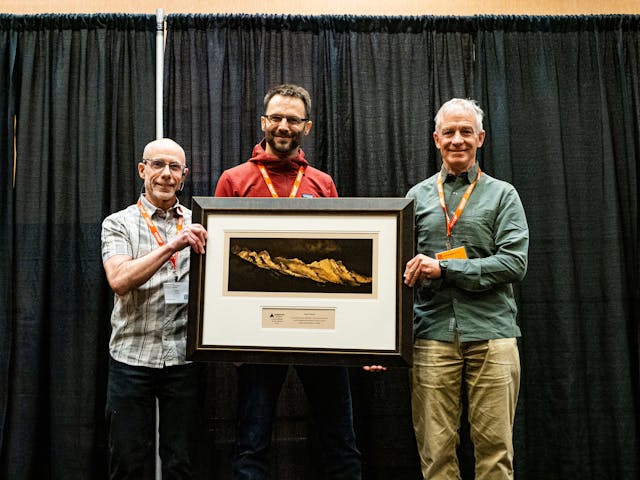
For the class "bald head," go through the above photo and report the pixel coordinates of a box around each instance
[142,138,186,163]
[139,138,188,210]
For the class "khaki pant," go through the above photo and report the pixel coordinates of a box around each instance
[412,337,520,480]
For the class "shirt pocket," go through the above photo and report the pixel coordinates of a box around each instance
[453,208,496,251]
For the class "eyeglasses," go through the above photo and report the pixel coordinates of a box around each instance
[263,114,309,127]
[142,159,184,172]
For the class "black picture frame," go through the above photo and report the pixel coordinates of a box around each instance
[187,197,414,367]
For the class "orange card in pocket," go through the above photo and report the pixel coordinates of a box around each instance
[435,246,468,260]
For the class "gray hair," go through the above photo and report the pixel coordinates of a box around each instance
[434,98,484,132]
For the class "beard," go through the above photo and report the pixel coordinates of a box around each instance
[265,129,303,157]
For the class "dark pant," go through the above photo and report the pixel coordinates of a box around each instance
[105,358,203,480]
[232,363,362,480]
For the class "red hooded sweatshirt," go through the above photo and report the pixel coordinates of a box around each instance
[214,140,338,198]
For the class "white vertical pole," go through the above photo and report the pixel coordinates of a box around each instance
[155,8,164,139]
[155,9,165,480]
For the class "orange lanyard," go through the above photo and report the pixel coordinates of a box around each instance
[436,168,482,247]
[256,162,305,198]
[137,199,184,271]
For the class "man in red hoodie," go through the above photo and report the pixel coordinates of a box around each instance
[215,84,362,479]
[214,86,336,199]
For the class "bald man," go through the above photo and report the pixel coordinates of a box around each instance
[101,138,208,479]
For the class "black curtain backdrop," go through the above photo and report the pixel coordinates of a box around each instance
[1,12,639,480]
[0,15,16,475]
[164,13,640,480]
[163,15,476,200]
[475,16,640,479]
[0,14,156,480]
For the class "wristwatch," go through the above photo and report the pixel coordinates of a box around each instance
[439,260,448,280]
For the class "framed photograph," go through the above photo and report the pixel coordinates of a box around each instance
[187,197,414,367]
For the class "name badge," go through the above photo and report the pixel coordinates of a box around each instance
[435,246,468,260]
[163,282,189,304]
